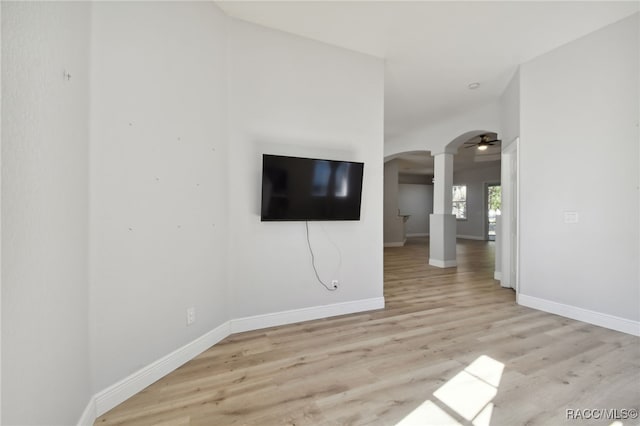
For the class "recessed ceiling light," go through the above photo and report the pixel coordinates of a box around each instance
[468,82,480,90]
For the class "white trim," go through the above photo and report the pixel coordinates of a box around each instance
[76,397,96,426]
[0,4,3,421]
[93,321,231,418]
[79,296,385,424]
[515,138,520,294]
[230,297,385,334]
[456,234,485,241]
[384,240,405,247]
[429,258,457,268]
[518,294,640,337]
[494,271,502,281]
[500,137,520,292]
[406,232,429,237]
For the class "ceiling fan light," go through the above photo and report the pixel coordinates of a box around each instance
[477,144,489,151]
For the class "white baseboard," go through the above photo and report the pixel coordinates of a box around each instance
[518,294,640,337]
[76,396,96,426]
[456,235,485,241]
[93,321,231,418]
[230,297,385,333]
[429,258,457,268]
[494,271,502,281]
[80,297,385,424]
[384,240,405,247]
[406,232,429,237]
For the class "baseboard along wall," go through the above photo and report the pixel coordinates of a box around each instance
[78,291,640,425]
[518,294,640,337]
[456,234,486,241]
[78,297,385,425]
[406,232,429,237]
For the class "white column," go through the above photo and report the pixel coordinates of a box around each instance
[432,152,454,214]
[429,152,457,268]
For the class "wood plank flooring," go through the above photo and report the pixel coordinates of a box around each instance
[96,238,640,426]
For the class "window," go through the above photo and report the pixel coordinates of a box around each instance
[452,185,467,219]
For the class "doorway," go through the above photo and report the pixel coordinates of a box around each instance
[500,138,519,292]
[486,184,501,241]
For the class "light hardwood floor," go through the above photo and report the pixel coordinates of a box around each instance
[96,238,640,425]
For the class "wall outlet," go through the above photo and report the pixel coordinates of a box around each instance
[331,279,339,289]
[186,307,196,326]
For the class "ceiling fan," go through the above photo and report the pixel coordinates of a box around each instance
[464,134,501,151]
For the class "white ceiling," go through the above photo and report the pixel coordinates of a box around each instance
[218,1,638,175]
[217,1,638,142]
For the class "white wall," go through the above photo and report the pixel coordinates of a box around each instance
[1,2,92,424]
[398,184,433,236]
[454,165,501,240]
[227,19,384,318]
[384,160,404,244]
[89,2,230,392]
[500,69,520,147]
[519,14,639,325]
[498,70,520,288]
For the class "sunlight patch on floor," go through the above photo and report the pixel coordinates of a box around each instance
[433,370,497,421]
[472,402,494,426]
[395,400,462,426]
[434,355,504,421]
[395,355,505,426]
[465,355,505,388]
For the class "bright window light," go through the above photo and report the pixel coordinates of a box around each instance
[472,402,494,426]
[466,355,505,388]
[433,370,498,421]
[395,400,462,426]
[395,355,505,426]
[433,355,504,421]
[452,185,467,219]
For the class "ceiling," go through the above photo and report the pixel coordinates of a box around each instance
[217,1,638,142]
[217,1,637,176]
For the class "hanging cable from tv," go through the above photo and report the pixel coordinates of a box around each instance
[305,221,338,292]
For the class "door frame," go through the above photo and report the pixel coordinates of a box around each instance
[500,138,520,293]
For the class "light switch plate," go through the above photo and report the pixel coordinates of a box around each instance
[564,211,579,224]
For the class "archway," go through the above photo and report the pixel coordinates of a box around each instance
[429,130,501,268]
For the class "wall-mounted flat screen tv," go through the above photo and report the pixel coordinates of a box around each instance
[261,154,364,221]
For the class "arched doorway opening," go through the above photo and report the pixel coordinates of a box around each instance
[428,130,501,268]
[383,121,507,289]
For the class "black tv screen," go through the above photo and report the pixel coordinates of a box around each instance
[261,154,364,221]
